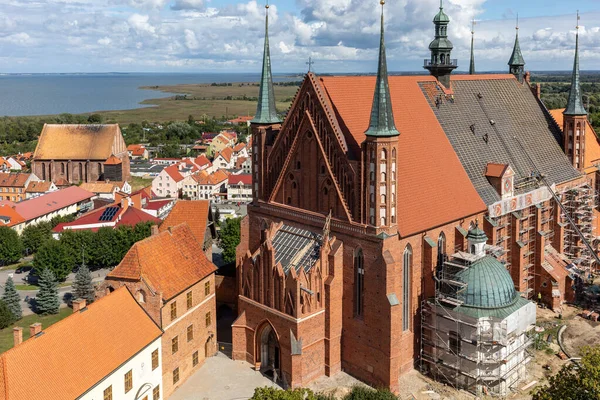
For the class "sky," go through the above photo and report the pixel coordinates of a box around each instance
[0,0,599,73]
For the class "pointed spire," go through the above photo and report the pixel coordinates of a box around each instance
[365,1,399,138]
[469,19,476,75]
[251,2,281,125]
[564,11,587,116]
[508,15,525,68]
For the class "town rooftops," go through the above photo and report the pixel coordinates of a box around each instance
[318,74,486,236]
[0,287,162,400]
[0,173,31,187]
[104,155,122,165]
[79,182,118,194]
[216,147,234,163]
[228,174,252,186]
[52,204,160,233]
[25,181,52,193]
[194,155,212,168]
[227,116,253,124]
[160,200,211,244]
[33,124,123,161]
[164,165,184,182]
[107,223,217,300]
[14,186,94,221]
[232,143,247,153]
[0,205,25,227]
[195,169,228,186]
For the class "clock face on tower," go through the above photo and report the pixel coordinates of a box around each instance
[503,178,512,194]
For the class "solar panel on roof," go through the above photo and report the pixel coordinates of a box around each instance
[99,206,119,222]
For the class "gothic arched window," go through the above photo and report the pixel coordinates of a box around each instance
[403,245,412,331]
[354,248,364,317]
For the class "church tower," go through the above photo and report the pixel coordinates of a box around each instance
[251,3,282,203]
[364,1,399,231]
[508,17,525,83]
[424,0,457,89]
[563,13,587,171]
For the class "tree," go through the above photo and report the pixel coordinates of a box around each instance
[0,300,15,329]
[21,222,53,254]
[0,226,23,265]
[219,217,241,263]
[532,345,600,400]
[72,263,95,304]
[36,268,60,315]
[34,240,75,281]
[87,114,104,124]
[250,387,328,400]
[2,277,21,320]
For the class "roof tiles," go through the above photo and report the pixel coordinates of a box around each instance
[159,200,210,244]
[34,124,122,161]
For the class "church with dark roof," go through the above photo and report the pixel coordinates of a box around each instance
[232,1,598,394]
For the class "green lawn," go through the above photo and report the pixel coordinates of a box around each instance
[14,284,38,291]
[0,308,72,354]
[130,176,153,192]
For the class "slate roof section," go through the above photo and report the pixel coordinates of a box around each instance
[34,124,122,161]
[272,224,322,275]
[421,75,581,205]
[0,287,161,400]
[108,223,217,300]
[319,75,486,237]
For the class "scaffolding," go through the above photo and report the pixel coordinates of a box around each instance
[420,251,534,397]
[561,186,597,272]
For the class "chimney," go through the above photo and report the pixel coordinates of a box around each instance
[29,323,42,337]
[151,225,159,236]
[72,298,87,313]
[120,197,130,213]
[13,327,23,347]
[524,71,531,85]
[535,83,542,99]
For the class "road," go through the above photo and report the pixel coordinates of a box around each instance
[0,267,110,316]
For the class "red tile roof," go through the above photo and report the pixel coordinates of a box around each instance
[485,163,509,178]
[194,155,212,168]
[25,181,52,193]
[0,205,25,227]
[14,186,94,221]
[0,173,30,188]
[0,287,161,400]
[549,109,600,172]
[217,147,234,163]
[228,174,252,185]
[233,143,246,153]
[53,204,160,233]
[34,124,122,161]
[318,75,486,236]
[104,155,122,165]
[164,165,184,182]
[144,199,173,211]
[160,200,210,244]
[108,224,217,300]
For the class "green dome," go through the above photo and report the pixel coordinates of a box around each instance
[429,38,453,51]
[455,256,517,309]
[433,9,450,23]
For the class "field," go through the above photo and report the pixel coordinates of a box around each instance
[96,83,299,125]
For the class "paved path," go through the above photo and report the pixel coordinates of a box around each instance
[170,353,277,400]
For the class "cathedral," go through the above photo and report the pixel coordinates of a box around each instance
[232,1,599,393]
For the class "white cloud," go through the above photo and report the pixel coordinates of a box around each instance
[184,29,199,49]
[171,0,205,11]
[128,13,157,36]
[98,37,112,45]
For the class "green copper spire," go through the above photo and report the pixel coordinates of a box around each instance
[251,3,281,125]
[424,0,456,88]
[469,20,476,75]
[564,13,587,116]
[508,16,525,82]
[365,1,399,138]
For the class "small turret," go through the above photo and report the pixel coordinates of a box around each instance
[508,16,526,83]
[424,0,457,89]
[467,221,487,258]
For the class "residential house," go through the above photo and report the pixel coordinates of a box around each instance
[227,174,252,203]
[153,158,181,166]
[220,131,237,144]
[14,186,94,227]
[0,204,25,235]
[32,124,130,184]
[226,115,253,126]
[0,158,11,172]
[0,157,24,171]
[232,143,249,161]
[209,135,231,154]
[97,224,218,399]
[127,144,149,160]
[201,132,218,143]
[213,147,234,170]
[152,164,186,198]
[0,172,40,202]
[52,197,161,238]
[143,199,176,219]
[80,181,132,200]
[25,180,58,199]
[0,287,163,400]
[183,170,228,202]
[160,200,216,259]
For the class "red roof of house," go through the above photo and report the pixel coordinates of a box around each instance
[228,174,252,185]
[25,181,52,193]
[318,75,486,236]
[485,163,509,178]
[0,173,30,188]
[104,155,122,165]
[164,165,184,182]
[160,200,210,244]
[0,205,25,227]
[14,186,94,221]
[228,116,253,124]
[0,287,161,400]
[194,155,212,168]
[107,224,217,300]
[127,144,143,151]
[132,147,147,156]
[217,147,234,163]
[233,143,246,153]
[53,204,160,233]
[144,199,173,211]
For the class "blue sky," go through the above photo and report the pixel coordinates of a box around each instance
[0,0,599,73]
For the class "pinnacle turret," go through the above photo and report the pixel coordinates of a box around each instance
[508,16,525,82]
[564,13,587,116]
[251,3,281,125]
[424,0,457,88]
[469,20,476,75]
[365,1,399,138]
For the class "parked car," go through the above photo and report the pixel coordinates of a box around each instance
[15,265,33,274]
[25,272,39,285]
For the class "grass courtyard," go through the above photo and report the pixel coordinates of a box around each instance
[0,308,72,354]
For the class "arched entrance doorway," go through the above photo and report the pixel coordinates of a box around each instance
[257,323,280,378]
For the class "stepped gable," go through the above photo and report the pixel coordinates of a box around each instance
[318,75,485,236]
[420,74,581,205]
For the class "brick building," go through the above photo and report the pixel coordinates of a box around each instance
[232,3,597,393]
[32,124,130,184]
[96,223,217,398]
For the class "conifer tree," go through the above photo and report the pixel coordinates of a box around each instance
[72,263,95,304]
[2,276,21,320]
[36,269,60,315]
[0,300,14,329]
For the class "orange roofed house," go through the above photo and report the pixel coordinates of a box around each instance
[160,200,216,259]
[32,124,130,184]
[232,2,594,394]
[0,287,163,400]
[96,223,218,398]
